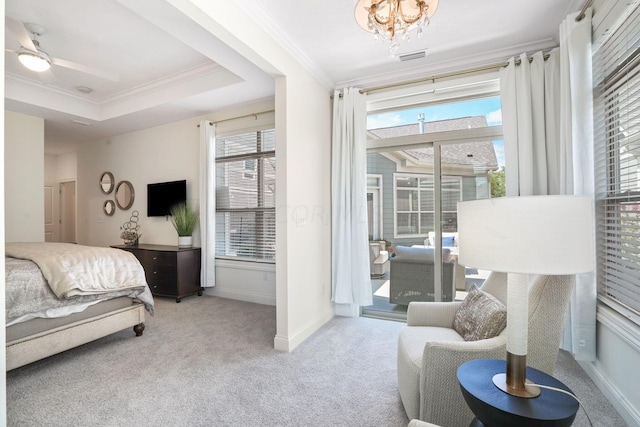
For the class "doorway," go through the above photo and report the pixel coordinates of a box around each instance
[58,181,77,243]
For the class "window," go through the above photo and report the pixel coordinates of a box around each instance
[215,129,276,262]
[243,159,256,180]
[593,3,640,324]
[367,174,383,240]
[394,174,461,237]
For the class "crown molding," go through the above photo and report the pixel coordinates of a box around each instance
[6,62,234,122]
[335,37,559,90]
[233,1,336,91]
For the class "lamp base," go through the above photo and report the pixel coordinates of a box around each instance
[493,352,541,398]
[493,373,541,398]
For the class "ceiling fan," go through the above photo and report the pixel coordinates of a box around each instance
[5,17,120,82]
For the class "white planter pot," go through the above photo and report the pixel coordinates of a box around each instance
[178,236,193,248]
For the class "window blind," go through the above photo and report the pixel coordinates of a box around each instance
[215,128,276,262]
[593,2,640,324]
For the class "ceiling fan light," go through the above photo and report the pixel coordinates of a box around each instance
[17,48,51,72]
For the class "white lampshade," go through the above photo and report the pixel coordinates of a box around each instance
[458,195,594,275]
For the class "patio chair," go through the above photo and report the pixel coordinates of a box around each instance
[396,272,574,426]
[389,246,454,304]
[369,241,389,278]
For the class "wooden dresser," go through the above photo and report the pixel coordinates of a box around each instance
[112,244,202,303]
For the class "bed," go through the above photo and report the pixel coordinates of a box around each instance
[5,242,154,370]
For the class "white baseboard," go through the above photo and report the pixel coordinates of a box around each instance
[203,287,276,306]
[578,360,640,427]
[273,306,335,352]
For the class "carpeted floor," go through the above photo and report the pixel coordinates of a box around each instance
[6,295,627,426]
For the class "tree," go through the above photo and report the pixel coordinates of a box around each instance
[490,167,505,198]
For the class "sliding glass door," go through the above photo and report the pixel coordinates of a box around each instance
[363,94,504,318]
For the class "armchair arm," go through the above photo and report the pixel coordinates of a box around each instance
[419,335,507,425]
[407,301,463,327]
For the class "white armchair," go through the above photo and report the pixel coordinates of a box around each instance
[397,273,574,426]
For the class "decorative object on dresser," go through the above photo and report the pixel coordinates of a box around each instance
[120,210,141,245]
[112,244,202,303]
[169,202,199,248]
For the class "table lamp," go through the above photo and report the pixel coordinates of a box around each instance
[457,195,594,398]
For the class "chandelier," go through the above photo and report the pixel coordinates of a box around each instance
[355,0,439,56]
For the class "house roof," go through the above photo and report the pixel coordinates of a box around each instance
[368,116,499,170]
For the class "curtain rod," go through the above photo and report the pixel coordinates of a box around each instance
[576,0,593,22]
[197,109,275,127]
[338,51,551,97]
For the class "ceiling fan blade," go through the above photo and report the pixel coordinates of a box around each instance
[52,57,120,82]
[6,17,37,51]
[38,69,57,85]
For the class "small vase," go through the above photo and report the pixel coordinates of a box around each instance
[178,236,193,248]
[124,237,139,246]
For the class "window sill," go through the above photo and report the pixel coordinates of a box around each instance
[215,258,276,271]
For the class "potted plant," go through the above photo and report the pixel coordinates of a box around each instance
[169,203,199,247]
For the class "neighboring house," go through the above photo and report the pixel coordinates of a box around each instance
[366,116,498,246]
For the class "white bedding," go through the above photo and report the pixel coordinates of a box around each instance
[6,242,148,299]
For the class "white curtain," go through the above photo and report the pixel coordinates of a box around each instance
[199,120,216,288]
[331,88,373,311]
[558,10,596,361]
[500,50,560,196]
[499,10,596,360]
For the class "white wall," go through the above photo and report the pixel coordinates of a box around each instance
[57,152,77,182]
[175,0,334,351]
[77,115,201,248]
[273,74,333,350]
[4,111,44,242]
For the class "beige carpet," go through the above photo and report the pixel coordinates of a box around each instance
[6,295,627,426]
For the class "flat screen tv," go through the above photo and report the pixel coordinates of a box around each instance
[147,180,187,217]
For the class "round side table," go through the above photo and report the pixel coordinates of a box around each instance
[457,359,579,427]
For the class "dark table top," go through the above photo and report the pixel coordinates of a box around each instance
[457,359,579,427]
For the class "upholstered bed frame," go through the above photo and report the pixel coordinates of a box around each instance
[6,297,145,371]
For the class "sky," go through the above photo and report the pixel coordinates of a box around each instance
[367,96,505,166]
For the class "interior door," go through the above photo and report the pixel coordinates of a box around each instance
[44,185,55,241]
[60,181,77,243]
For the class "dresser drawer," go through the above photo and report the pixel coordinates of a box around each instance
[143,251,176,269]
[147,276,175,295]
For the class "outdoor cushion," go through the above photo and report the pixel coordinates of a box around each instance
[394,246,451,263]
[442,236,455,246]
[452,284,507,341]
